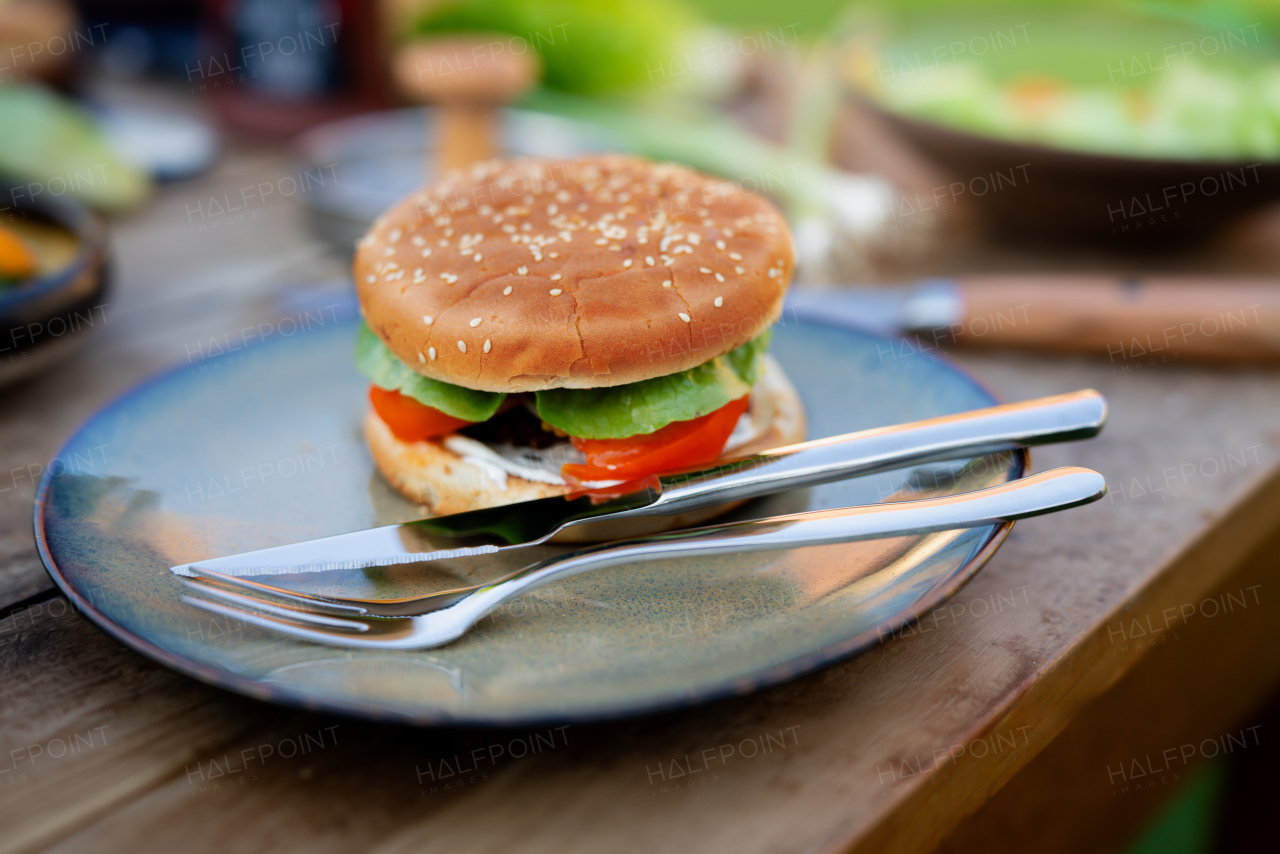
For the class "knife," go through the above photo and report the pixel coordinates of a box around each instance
[170,388,1106,577]
[787,275,1280,363]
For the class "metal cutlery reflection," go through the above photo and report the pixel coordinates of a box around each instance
[170,389,1107,579]
[180,466,1105,647]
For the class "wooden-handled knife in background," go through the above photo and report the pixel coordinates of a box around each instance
[788,276,1280,364]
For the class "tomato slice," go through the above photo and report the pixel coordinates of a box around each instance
[369,386,475,442]
[563,396,749,482]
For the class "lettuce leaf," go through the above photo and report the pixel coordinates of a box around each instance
[354,323,507,421]
[355,321,772,438]
[534,332,771,439]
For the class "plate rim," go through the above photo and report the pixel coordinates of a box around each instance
[33,312,1027,727]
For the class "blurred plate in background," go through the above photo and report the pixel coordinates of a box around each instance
[293,107,623,253]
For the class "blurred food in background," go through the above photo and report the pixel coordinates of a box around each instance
[837,0,1280,245]
[0,84,152,211]
[0,180,109,388]
[850,4,1280,160]
[0,224,40,290]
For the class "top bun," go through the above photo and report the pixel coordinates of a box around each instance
[354,155,794,392]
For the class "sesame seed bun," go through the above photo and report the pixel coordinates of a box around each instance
[364,355,806,540]
[354,155,794,393]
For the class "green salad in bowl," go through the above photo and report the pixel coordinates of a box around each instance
[844,0,1280,161]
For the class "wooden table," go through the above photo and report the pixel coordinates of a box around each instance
[3,113,1280,854]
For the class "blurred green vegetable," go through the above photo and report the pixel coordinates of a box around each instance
[845,0,1280,159]
[408,0,701,94]
[0,85,150,212]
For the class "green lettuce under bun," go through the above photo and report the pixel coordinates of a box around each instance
[356,322,772,440]
[533,332,770,439]
[355,323,507,422]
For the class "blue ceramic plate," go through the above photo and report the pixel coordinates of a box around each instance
[35,305,1023,725]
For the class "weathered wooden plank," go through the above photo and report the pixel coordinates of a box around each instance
[937,520,1280,853]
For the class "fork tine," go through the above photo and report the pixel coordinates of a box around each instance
[181,581,371,631]
[181,595,374,644]
[188,565,370,615]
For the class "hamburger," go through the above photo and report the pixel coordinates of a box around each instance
[353,155,805,536]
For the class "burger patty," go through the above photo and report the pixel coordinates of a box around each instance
[458,397,563,449]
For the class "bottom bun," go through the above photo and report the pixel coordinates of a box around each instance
[364,354,807,541]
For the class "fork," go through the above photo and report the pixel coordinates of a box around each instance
[179,467,1104,648]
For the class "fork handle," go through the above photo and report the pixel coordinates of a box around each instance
[459,467,1105,622]
[607,389,1106,522]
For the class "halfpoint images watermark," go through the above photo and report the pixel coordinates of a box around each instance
[0,726,110,788]
[415,726,571,796]
[186,725,340,795]
[1106,163,1263,235]
[1107,725,1261,797]
[0,22,108,81]
[645,726,800,796]
[878,725,1032,792]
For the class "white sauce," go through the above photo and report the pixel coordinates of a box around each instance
[722,409,759,453]
[443,435,580,490]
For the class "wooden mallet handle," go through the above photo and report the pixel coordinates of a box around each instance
[392,35,540,173]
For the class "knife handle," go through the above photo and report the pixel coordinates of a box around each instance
[613,389,1106,521]
[949,275,1280,363]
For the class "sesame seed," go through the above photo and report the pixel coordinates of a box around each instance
[715,272,725,282]
[474,254,483,262]
[735,266,745,275]
[440,273,458,284]
[549,288,562,296]
[458,340,467,353]
[729,252,742,260]
[678,312,691,323]
[623,259,632,268]
[418,352,425,363]
[503,285,513,295]
[382,247,395,256]
[428,347,436,360]
[551,273,562,280]
[662,280,672,287]
[469,317,482,327]
[518,266,528,275]
[714,296,723,307]
[483,339,491,353]
[421,248,432,257]
[595,238,608,246]
[715,240,726,251]
[699,267,711,274]
[366,274,375,284]
[423,315,433,325]
[645,256,655,266]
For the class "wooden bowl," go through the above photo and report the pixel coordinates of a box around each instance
[858,98,1280,249]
